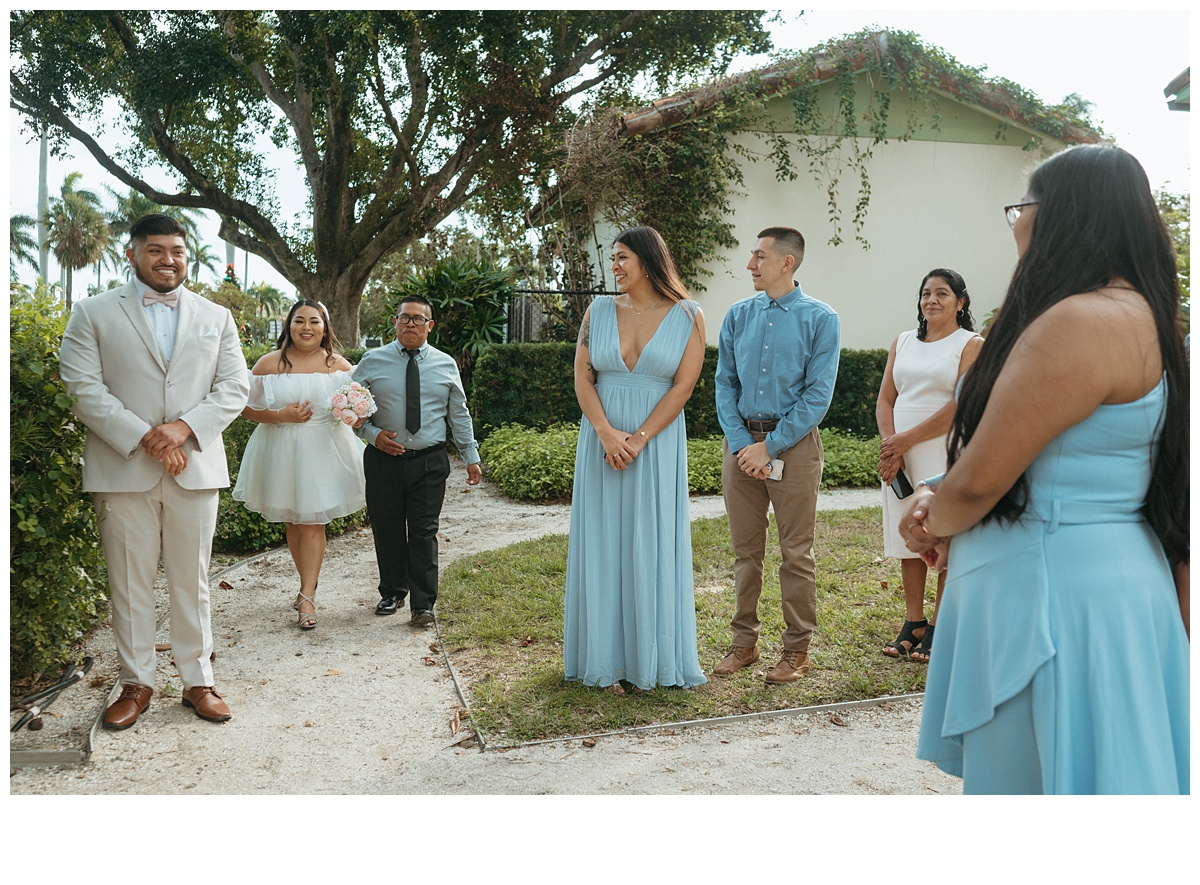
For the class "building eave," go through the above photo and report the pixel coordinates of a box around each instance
[1164,67,1189,111]
[618,30,1103,146]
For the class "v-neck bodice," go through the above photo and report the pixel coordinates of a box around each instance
[589,295,697,381]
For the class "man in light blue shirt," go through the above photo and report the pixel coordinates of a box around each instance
[353,295,482,626]
[713,226,840,683]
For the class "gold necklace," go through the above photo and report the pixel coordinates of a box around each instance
[625,294,666,316]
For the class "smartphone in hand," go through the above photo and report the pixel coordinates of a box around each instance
[890,469,914,499]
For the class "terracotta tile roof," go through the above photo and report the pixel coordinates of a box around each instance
[618,31,1103,146]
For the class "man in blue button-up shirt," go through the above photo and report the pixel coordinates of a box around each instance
[713,226,840,684]
[353,295,482,626]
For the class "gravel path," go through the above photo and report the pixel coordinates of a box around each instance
[9,479,959,797]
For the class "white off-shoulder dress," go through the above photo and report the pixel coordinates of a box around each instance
[231,369,367,524]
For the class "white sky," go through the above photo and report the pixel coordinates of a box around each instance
[6,6,1193,297]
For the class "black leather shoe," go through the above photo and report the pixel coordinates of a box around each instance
[375,596,401,616]
[410,609,435,627]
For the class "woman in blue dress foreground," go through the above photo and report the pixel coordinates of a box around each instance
[563,226,707,693]
[901,144,1189,794]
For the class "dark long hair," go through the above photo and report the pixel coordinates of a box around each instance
[276,299,341,373]
[613,226,692,303]
[948,144,1189,563]
[916,268,976,340]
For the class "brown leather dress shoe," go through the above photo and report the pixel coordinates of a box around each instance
[712,644,760,676]
[181,686,231,722]
[765,650,810,684]
[103,683,153,730]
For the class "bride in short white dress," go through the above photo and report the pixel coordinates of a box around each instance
[231,300,366,630]
[233,369,366,523]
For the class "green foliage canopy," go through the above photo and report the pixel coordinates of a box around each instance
[10,10,770,343]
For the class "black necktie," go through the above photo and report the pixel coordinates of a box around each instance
[404,348,421,434]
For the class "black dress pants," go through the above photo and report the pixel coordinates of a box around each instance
[364,444,450,611]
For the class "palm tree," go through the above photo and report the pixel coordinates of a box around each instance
[10,214,40,275]
[102,186,211,285]
[189,241,221,284]
[44,172,110,309]
[246,281,292,318]
[105,186,204,244]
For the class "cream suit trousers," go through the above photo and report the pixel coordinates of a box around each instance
[95,474,220,689]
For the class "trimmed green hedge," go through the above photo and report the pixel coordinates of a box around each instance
[11,289,108,679]
[827,348,888,438]
[471,343,886,440]
[480,424,880,503]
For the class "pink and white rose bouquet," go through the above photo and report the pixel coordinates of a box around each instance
[329,380,377,426]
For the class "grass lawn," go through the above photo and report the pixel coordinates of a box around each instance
[438,504,934,746]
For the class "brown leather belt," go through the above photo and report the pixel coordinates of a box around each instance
[746,419,778,432]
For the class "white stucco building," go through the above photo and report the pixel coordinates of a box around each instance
[586,32,1104,349]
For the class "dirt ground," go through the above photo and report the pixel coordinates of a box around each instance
[11,475,960,799]
[11,473,1185,882]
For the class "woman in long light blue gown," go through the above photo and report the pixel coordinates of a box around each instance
[900,145,1189,794]
[563,226,708,692]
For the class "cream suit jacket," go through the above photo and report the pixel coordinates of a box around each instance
[59,282,250,492]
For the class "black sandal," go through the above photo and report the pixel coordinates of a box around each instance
[911,623,935,663]
[882,619,927,659]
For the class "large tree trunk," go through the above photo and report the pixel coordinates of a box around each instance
[64,266,73,310]
[297,271,368,348]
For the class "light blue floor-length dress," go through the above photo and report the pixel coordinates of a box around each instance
[917,378,1189,793]
[563,296,707,690]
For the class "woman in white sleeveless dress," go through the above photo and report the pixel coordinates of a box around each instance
[876,270,983,661]
[232,300,366,629]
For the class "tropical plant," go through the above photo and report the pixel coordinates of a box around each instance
[43,172,109,309]
[372,257,515,386]
[9,213,39,274]
[11,10,771,343]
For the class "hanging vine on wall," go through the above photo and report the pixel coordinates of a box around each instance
[533,27,1103,304]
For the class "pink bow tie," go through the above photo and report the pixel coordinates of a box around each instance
[143,289,180,309]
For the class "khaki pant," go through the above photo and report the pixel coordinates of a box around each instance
[721,428,823,651]
[95,477,219,689]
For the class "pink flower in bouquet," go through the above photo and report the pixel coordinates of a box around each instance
[328,380,377,426]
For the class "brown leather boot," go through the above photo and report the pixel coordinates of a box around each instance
[103,683,153,730]
[181,686,231,722]
[764,650,810,684]
[712,644,759,676]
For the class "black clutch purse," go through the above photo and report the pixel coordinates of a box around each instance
[890,469,914,499]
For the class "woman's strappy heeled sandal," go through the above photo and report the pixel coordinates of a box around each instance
[297,590,317,630]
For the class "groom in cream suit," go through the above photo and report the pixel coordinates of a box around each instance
[59,214,249,730]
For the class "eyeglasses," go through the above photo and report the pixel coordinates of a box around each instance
[395,314,431,326]
[1004,201,1038,229]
